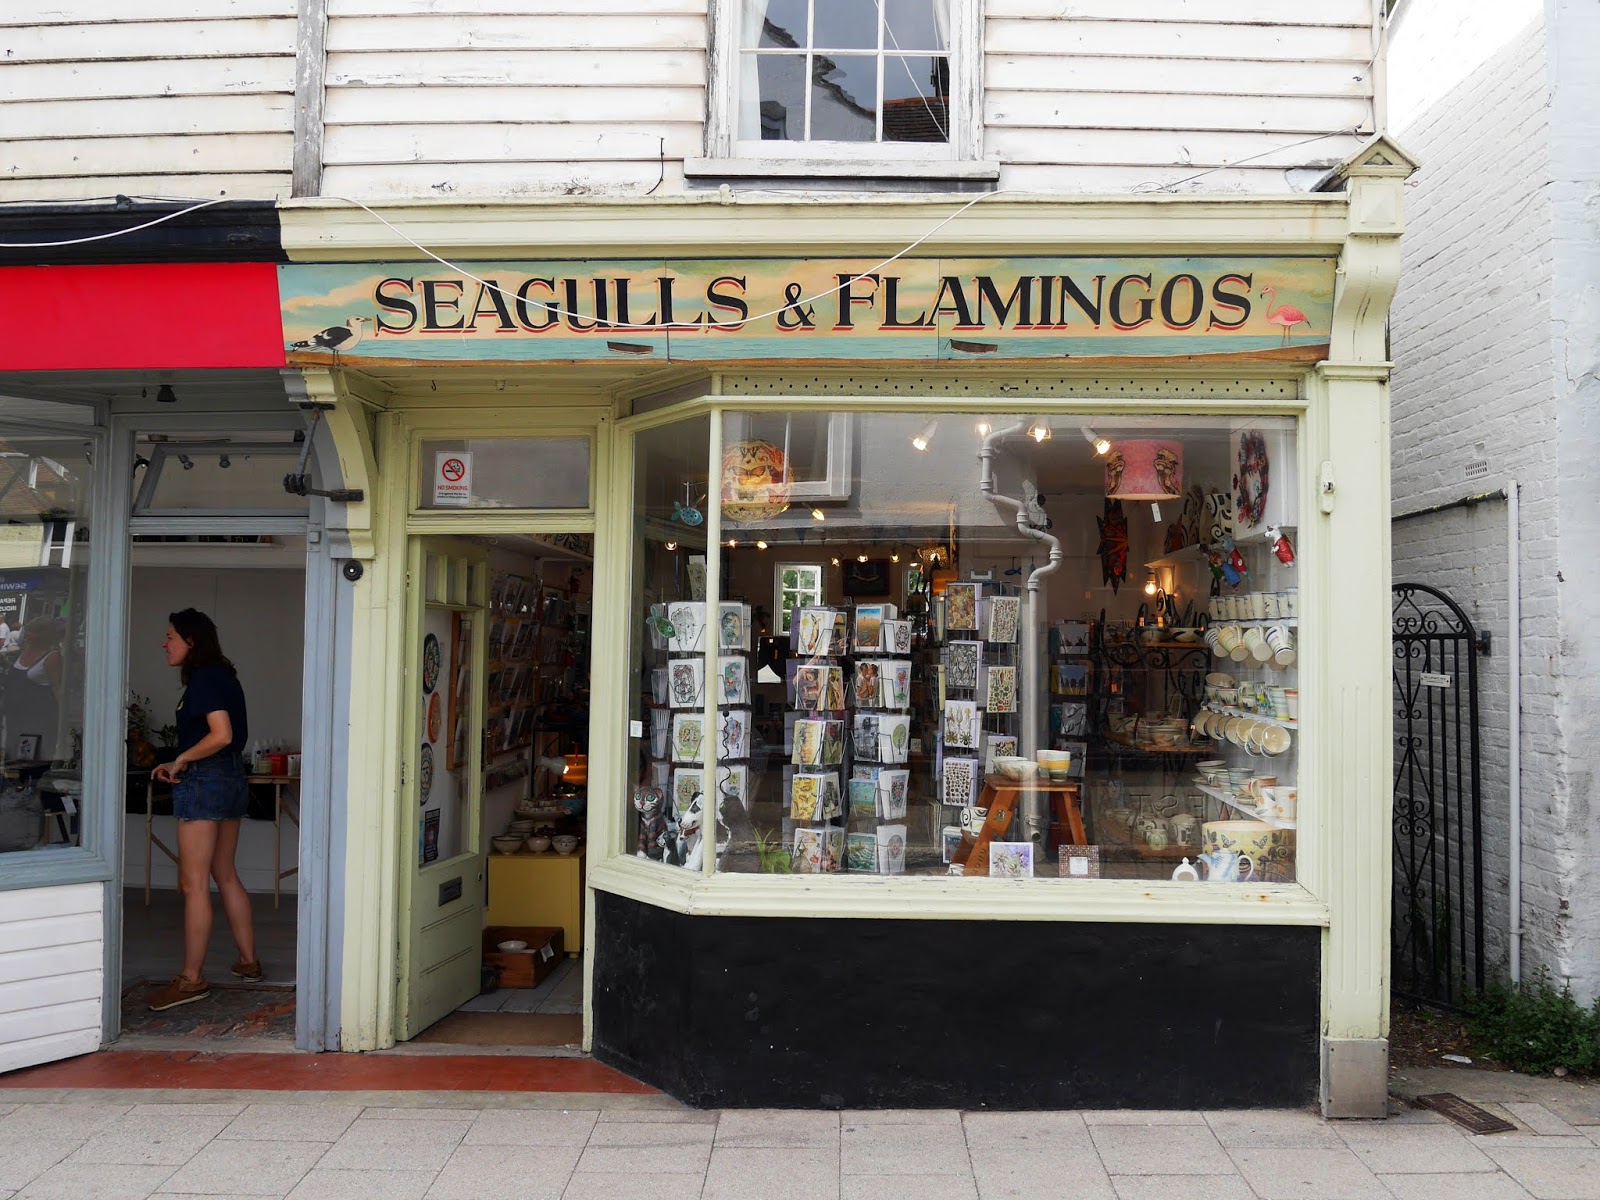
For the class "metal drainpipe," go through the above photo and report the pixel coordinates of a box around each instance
[1508,479,1522,983]
[978,424,1065,844]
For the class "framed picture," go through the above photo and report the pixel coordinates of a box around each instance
[1057,845,1102,879]
[842,558,891,597]
[16,734,40,760]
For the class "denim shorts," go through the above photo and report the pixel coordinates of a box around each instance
[172,752,250,821]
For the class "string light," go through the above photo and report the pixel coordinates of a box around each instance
[975,419,992,437]
[664,541,677,551]
[811,508,825,521]
[911,422,936,451]
[1081,426,1111,455]
[1028,419,1052,443]
[756,540,768,550]
[857,554,869,563]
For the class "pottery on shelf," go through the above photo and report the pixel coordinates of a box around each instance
[491,835,523,855]
[525,835,552,854]
[551,834,581,855]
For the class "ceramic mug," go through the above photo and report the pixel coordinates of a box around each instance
[1246,592,1267,619]
[1267,624,1297,667]
[1285,690,1300,720]
[1242,626,1272,662]
[1171,814,1202,847]
[1284,589,1298,617]
[959,806,989,836]
[1263,591,1282,619]
[1262,786,1298,822]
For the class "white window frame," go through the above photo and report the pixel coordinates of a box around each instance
[774,562,826,635]
[725,412,854,503]
[699,0,987,177]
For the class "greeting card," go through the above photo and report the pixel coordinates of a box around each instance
[671,713,705,763]
[880,660,913,709]
[989,841,1034,879]
[818,773,842,820]
[822,828,846,873]
[876,714,912,764]
[853,714,882,762]
[853,605,888,653]
[714,763,749,808]
[650,707,671,757]
[986,665,1018,714]
[668,657,703,709]
[792,826,825,873]
[790,773,823,821]
[717,656,749,706]
[853,660,882,708]
[672,767,703,813]
[1051,702,1089,738]
[793,665,844,712]
[848,778,879,822]
[1053,661,1089,698]
[667,602,706,653]
[883,619,913,655]
[717,708,751,760]
[687,557,707,602]
[945,582,979,630]
[876,768,909,819]
[942,756,980,807]
[943,699,980,749]
[946,641,982,690]
[985,733,1019,773]
[1051,621,1091,656]
[718,602,751,651]
[819,718,845,765]
[986,595,1021,644]
[846,833,878,872]
[876,824,907,875]
[795,607,835,656]
[792,719,825,766]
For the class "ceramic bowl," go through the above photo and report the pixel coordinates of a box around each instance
[551,835,581,855]
[491,835,523,855]
[525,835,552,854]
[995,756,1036,780]
[496,939,528,952]
[1206,672,1236,688]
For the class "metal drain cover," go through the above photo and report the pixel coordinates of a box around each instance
[1414,1093,1517,1134]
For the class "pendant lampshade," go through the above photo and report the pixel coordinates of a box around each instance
[1105,440,1183,501]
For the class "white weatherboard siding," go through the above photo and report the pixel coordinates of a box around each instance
[321,1,705,199]
[0,0,296,202]
[0,883,103,1073]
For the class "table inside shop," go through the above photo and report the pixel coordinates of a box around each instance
[954,777,1085,876]
[142,771,300,907]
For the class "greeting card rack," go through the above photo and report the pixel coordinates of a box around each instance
[842,603,913,876]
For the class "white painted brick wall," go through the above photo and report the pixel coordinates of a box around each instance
[1387,1,1595,997]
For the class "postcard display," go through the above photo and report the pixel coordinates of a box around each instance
[934,583,1024,873]
[788,603,913,874]
[645,597,753,871]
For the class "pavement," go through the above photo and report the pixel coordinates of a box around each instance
[1,1068,1599,1200]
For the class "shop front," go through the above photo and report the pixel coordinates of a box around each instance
[287,142,1408,1115]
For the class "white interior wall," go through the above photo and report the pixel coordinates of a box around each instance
[123,558,305,895]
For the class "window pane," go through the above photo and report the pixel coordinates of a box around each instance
[812,0,878,50]
[883,56,950,144]
[0,430,95,855]
[746,52,807,141]
[884,0,947,52]
[755,0,808,47]
[810,53,878,142]
[709,411,1303,884]
[626,415,713,871]
[134,432,309,515]
[417,438,590,510]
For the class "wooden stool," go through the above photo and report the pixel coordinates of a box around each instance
[955,777,1084,875]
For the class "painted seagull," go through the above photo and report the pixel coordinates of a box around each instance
[289,316,371,353]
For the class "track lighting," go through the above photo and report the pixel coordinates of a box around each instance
[911,422,936,451]
[1027,418,1052,443]
[156,384,177,404]
[1081,426,1111,456]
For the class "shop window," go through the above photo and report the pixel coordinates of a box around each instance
[0,430,96,855]
[774,563,825,636]
[626,408,1303,885]
[700,0,986,173]
[417,438,591,511]
[132,432,309,516]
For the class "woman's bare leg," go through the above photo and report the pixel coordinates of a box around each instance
[176,819,220,981]
[210,819,257,965]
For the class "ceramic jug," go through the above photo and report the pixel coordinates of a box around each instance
[1197,849,1255,883]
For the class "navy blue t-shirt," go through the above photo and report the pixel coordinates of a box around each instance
[176,664,248,755]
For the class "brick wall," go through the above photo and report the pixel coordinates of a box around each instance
[1388,2,1566,991]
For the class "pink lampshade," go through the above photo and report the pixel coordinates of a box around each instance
[1105,440,1183,500]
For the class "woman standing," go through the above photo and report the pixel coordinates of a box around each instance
[147,609,261,1011]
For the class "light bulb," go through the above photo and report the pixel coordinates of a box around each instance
[1028,420,1052,443]
[1081,426,1111,455]
[664,541,677,551]
[891,552,901,563]
[831,556,840,566]
[857,554,869,563]
[811,508,825,521]
[911,421,936,451]
[975,419,992,437]
[1144,575,1158,597]
[756,540,768,550]
[1095,437,1112,455]
[727,539,737,548]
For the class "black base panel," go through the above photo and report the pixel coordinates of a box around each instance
[592,890,1320,1110]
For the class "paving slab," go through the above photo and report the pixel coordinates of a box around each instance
[426,1144,582,1200]
[586,1120,716,1148]
[1079,1111,1208,1126]
[463,1108,598,1146]
[1204,1108,1346,1149]
[1088,1124,1235,1175]
[0,1102,131,1139]
[0,1139,82,1193]
[1229,1147,1391,1199]
[968,1147,1117,1200]
[574,1141,711,1174]
[1503,1105,1582,1138]
[1110,1177,1258,1200]
[702,1147,840,1200]
[157,1139,328,1196]
[15,1162,176,1200]
[1475,1145,1600,1200]
[218,1104,362,1142]
[559,1173,708,1200]
[317,1120,468,1172]
[715,1109,841,1149]
[841,1174,980,1200]
[961,1111,1092,1150]
[842,1121,974,1175]
[1377,1173,1537,1200]
[1338,1122,1499,1173]
[283,1168,438,1200]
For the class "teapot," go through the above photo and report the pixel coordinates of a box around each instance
[1197,849,1255,883]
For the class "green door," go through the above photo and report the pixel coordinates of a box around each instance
[397,539,488,1040]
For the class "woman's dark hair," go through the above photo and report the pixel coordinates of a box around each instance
[169,608,235,684]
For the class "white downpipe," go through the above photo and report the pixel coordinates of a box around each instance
[1508,479,1522,984]
[978,423,1065,844]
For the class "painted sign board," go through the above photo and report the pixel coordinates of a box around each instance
[278,256,1335,367]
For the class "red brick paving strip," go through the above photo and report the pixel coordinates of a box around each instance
[1,1050,657,1093]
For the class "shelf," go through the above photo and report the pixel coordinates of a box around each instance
[1203,704,1297,730]
[1102,734,1216,755]
[1196,783,1297,830]
[1218,617,1298,628]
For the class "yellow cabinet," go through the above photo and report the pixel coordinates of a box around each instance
[486,852,584,955]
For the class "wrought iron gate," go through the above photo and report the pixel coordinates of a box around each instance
[1392,583,1485,1008]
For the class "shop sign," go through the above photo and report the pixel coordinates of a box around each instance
[279,255,1335,366]
[432,451,473,506]
[1419,672,1452,689]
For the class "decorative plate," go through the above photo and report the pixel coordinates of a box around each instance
[419,742,434,803]
[421,633,442,694]
[1234,431,1270,528]
[720,439,791,524]
[426,692,443,743]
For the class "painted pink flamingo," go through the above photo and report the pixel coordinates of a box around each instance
[1260,286,1309,346]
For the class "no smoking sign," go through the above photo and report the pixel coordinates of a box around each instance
[433,451,473,506]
